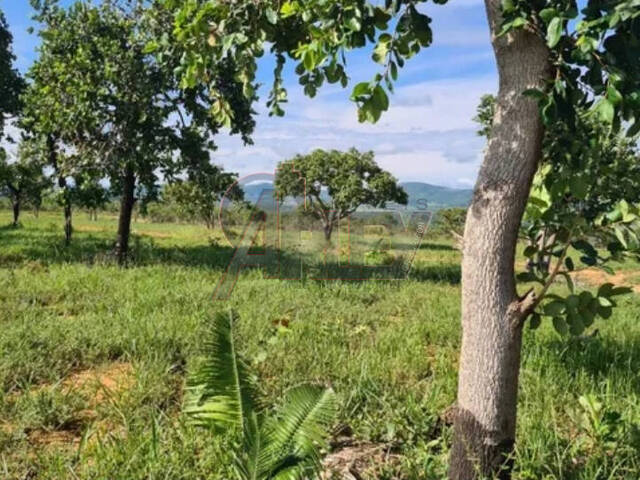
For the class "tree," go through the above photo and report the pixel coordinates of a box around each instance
[70,174,109,222]
[275,149,407,241]
[22,0,255,263]
[0,146,50,227]
[162,169,243,229]
[55,171,110,244]
[160,1,640,477]
[0,9,25,142]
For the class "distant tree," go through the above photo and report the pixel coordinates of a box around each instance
[22,0,254,263]
[162,169,243,228]
[71,174,109,222]
[434,207,467,247]
[472,94,496,139]
[0,9,25,142]
[275,149,407,241]
[0,147,50,227]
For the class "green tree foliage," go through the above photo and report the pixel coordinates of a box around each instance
[158,0,441,124]
[475,94,640,335]
[0,147,50,227]
[275,149,407,241]
[21,0,255,263]
[432,207,467,242]
[500,1,640,137]
[67,174,110,221]
[184,311,337,480]
[0,9,25,141]
[162,170,243,229]
[161,1,640,133]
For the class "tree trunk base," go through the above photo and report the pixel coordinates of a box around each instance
[449,408,515,480]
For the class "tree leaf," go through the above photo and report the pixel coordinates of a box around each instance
[544,300,566,316]
[552,316,568,335]
[547,17,563,48]
[570,176,588,200]
[529,313,542,330]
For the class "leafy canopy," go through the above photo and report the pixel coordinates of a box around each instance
[22,0,255,204]
[275,149,408,231]
[0,9,25,140]
[0,147,50,210]
[162,171,243,228]
[161,1,640,135]
[475,94,640,335]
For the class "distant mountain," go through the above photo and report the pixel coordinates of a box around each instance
[400,182,472,210]
[241,182,277,206]
[239,181,472,211]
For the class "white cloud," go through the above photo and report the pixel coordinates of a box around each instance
[376,151,481,188]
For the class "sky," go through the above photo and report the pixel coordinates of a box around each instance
[1,0,497,189]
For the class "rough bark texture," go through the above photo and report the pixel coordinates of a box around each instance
[115,165,136,265]
[449,2,552,479]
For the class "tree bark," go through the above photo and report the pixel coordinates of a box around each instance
[449,2,552,479]
[323,222,333,242]
[58,177,73,246]
[63,202,73,246]
[12,198,20,227]
[115,164,136,265]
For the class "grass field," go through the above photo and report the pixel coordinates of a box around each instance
[1,210,640,479]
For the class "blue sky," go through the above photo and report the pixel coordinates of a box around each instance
[2,0,497,188]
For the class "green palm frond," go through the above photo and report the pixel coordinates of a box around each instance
[184,312,337,480]
[260,385,337,479]
[234,412,262,480]
[183,310,257,431]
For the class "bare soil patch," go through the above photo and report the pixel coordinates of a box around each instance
[322,439,398,479]
[572,269,640,293]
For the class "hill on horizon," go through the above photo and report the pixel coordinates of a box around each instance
[240,181,472,211]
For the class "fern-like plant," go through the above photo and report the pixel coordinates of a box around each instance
[184,311,337,480]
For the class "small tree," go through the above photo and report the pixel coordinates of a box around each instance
[275,149,407,241]
[71,174,109,222]
[162,169,243,229]
[22,0,255,263]
[0,147,50,227]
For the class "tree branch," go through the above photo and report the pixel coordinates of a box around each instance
[519,232,572,319]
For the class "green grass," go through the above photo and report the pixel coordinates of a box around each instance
[1,210,640,479]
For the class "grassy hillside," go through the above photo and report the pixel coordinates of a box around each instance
[1,211,639,479]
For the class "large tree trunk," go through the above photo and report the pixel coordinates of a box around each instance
[449,2,552,479]
[115,164,136,265]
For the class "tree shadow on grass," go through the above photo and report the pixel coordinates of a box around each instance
[419,242,458,252]
[542,333,640,394]
[0,227,237,271]
[0,225,462,284]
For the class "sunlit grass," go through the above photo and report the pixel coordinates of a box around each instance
[1,209,639,479]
